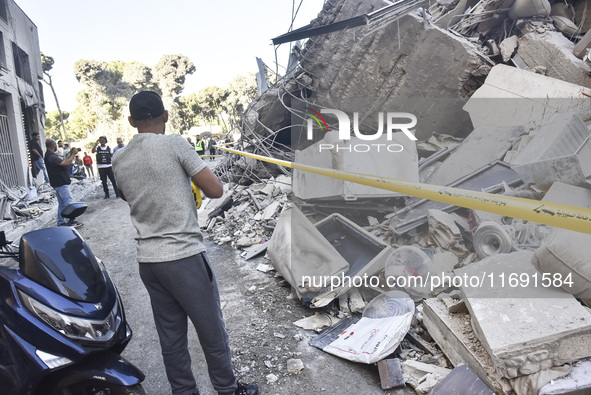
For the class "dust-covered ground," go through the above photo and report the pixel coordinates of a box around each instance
[76,181,416,395]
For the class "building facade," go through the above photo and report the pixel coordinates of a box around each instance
[0,0,44,190]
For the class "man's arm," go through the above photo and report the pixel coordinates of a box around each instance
[191,167,223,198]
[91,141,100,153]
[60,149,78,166]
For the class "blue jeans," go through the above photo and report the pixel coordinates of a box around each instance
[54,184,73,225]
[34,158,49,182]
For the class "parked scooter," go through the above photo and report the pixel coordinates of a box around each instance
[0,203,145,395]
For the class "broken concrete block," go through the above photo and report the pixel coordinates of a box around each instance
[424,125,523,187]
[422,298,513,394]
[457,251,591,379]
[297,10,488,141]
[286,358,304,374]
[511,112,591,190]
[261,201,280,220]
[415,373,444,394]
[532,227,591,299]
[516,31,591,88]
[464,64,591,129]
[427,209,469,257]
[402,359,451,383]
[500,35,519,62]
[377,358,405,390]
[293,313,336,331]
[267,206,350,304]
[293,132,419,200]
[431,251,459,273]
[339,287,366,314]
[575,28,591,60]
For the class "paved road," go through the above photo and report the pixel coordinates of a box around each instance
[75,180,412,395]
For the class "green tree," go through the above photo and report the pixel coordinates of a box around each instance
[44,110,70,139]
[177,93,202,133]
[41,53,68,141]
[225,73,257,129]
[153,55,196,131]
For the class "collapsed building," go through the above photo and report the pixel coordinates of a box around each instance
[204,0,591,393]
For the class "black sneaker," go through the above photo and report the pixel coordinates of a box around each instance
[235,383,258,395]
[104,195,110,199]
[68,220,83,228]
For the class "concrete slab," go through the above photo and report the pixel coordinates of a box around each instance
[421,298,513,394]
[510,112,591,190]
[293,132,419,200]
[516,31,591,88]
[298,9,488,140]
[457,251,591,379]
[543,182,591,209]
[464,65,591,129]
[425,125,523,186]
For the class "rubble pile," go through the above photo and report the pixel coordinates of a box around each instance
[209,0,591,393]
[199,175,292,248]
[0,179,97,242]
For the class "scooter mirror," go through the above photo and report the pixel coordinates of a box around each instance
[61,202,87,219]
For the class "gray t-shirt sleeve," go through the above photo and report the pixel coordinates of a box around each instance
[171,134,207,177]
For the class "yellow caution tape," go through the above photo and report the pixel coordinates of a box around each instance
[218,146,591,234]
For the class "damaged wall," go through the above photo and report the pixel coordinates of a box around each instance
[0,0,46,189]
[298,1,489,140]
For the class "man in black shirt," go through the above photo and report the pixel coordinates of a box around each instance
[45,138,81,227]
[29,132,49,183]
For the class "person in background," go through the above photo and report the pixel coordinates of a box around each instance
[83,152,94,179]
[113,137,126,154]
[92,136,119,199]
[195,135,205,157]
[45,138,81,227]
[208,137,217,161]
[56,140,64,156]
[63,143,75,176]
[186,136,195,149]
[29,132,49,183]
[113,91,258,395]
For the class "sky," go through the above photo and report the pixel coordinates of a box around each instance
[15,0,323,112]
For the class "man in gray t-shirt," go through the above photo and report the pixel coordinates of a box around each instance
[113,91,258,395]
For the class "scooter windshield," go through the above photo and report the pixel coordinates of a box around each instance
[19,227,106,302]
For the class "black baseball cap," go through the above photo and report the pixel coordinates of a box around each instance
[129,91,165,120]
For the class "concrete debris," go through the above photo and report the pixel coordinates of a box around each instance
[265,373,279,384]
[516,32,591,88]
[464,65,591,130]
[402,359,451,392]
[539,361,591,394]
[511,112,591,190]
[293,313,337,331]
[194,0,591,391]
[457,251,591,379]
[427,209,469,257]
[286,358,304,374]
[293,133,419,201]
